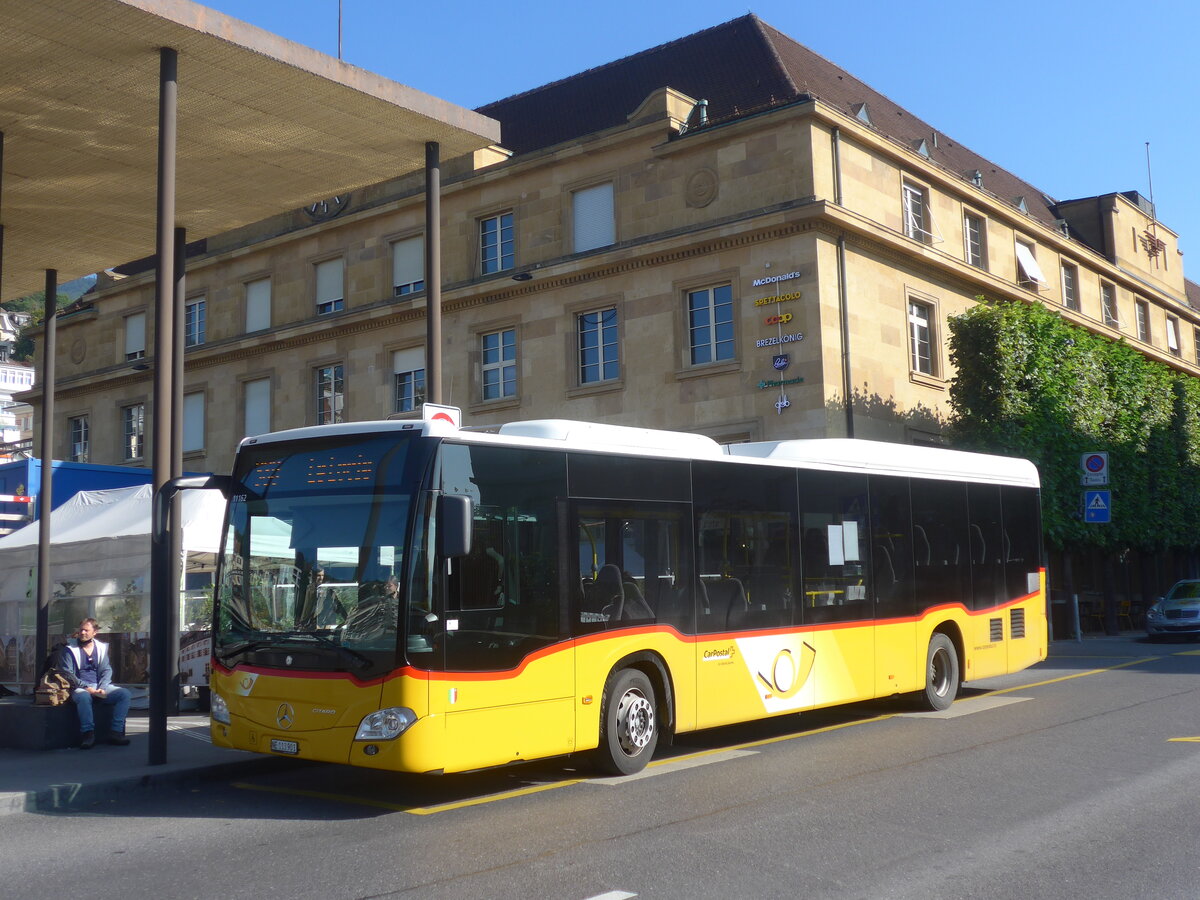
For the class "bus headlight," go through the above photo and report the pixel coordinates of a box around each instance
[210,692,231,725]
[355,707,416,741]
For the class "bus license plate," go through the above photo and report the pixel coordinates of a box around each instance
[270,739,299,755]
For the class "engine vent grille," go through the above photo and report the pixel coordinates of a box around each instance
[990,618,1004,642]
[1010,608,1026,639]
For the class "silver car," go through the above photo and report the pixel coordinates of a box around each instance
[1146,580,1200,640]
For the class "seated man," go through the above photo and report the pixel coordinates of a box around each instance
[58,618,131,748]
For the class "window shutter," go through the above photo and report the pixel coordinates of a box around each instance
[392,236,424,291]
[125,312,145,357]
[1014,242,1047,286]
[245,278,271,332]
[316,259,343,304]
[573,183,615,252]
[183,393,204,452]
[392,347,425,374]
[244,378,271,438]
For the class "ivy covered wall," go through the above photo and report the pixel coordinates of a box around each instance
[948,300,1200,553]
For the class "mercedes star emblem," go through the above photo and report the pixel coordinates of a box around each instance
[276,702,295,730]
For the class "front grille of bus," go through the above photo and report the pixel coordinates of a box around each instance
[990,618,1003,642]
[1010,608,1026,639]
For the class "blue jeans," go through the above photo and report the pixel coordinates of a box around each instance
[71,687,131,735]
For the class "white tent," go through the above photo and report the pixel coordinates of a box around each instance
[0,484,227,611]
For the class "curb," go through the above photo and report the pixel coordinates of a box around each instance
[2,754,313,817]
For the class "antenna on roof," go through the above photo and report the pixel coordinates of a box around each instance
[1145,141,1156,222]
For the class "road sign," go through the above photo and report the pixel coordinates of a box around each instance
[1083,490,1111,524]
[1081,452,1109,486]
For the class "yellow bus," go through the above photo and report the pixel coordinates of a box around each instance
[207,412,1045,775]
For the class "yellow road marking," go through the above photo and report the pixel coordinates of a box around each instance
[232,776,585,816]
[987,655,1157,695]
[1168,737,1200,743]
[232,654,1171,815]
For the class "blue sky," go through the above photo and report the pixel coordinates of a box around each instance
[206,0,1200,273]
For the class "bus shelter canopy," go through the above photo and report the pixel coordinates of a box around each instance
[0,0,501,302]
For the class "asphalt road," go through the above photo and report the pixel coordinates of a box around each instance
[6,638,1199,899]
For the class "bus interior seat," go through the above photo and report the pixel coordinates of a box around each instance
[913,525,931,566]
[620,578,654,619]
[594,564,625,622]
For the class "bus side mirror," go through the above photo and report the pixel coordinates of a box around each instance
[439,494,473,559]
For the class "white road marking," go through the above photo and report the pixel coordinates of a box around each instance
[590,748,758,785]
[898,695,1031,719]
[582,892,637,900]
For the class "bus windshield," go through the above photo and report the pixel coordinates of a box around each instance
[213,431,435,677]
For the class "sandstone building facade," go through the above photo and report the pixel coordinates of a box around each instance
[30,15,1198,475]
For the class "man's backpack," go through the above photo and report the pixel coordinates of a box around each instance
[33,642,71,706]
[34,670,71,706]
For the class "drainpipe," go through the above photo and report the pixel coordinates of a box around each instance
[831,127,853,437]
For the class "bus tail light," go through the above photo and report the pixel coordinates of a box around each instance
[355,707,416,741]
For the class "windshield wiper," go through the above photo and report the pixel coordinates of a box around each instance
[297,632,373,670]
[216,631,372,670]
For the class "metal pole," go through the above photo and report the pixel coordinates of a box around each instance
[34,268,57,681]
[425,141,441,404]
[169,226,185,715]
[0,131,5,299]
[149,46,178,766]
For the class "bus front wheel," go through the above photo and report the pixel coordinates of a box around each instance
[595,668,658,775]
[921,633,960,711]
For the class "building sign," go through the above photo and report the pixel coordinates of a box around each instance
[775,395,791,414]
[772,354,789,370]
[764,313,794,326]
[753,271,802,287]
[756,332,804,348]
[754,290,801,307]
[758,376,804,390]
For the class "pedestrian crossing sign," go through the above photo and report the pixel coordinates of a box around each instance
[1083,489,1111,524]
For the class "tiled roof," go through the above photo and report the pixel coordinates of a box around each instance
[478,14,1059,228]
[1186,279,1200,311]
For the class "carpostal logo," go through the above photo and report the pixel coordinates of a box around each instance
[703,646,737,662]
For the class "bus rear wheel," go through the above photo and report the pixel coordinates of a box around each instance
[921,633,960,711]
[595,668,658,775]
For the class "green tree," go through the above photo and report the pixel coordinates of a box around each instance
[948,299,1200,553]
[3,290,71,362]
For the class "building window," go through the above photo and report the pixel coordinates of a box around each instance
[902,180,931,244]
[578,307,619,384]
[1135,299,1150,343]
[244,377,271,438]
[688,284,735,365]
[1194,325,1200,362]
[1101,282,1119,328]
[184,298,206,347]
[573,183,615,253]
[908,299,935,376]
[124,312,146,361]
[245,277,271,333]
[315,258,344,315]
[481,328,516,400]
[1015,240,1047,290]
[392,235,425,297]
[183,392,204,452]
[963,212,986,268]
[480,212,514,275]
[1167,316,1181,356]
[1061,264,1080,311]
[69,415,89,463]
[122,404,144,461]
[392,347,426,413]
[315,364,344,424]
